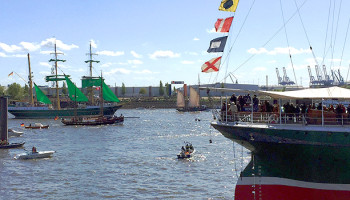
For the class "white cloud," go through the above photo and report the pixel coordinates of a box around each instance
[181,60,194,64]
[0,42,21,53]
[128,60,143,65]
[40,38,79,50]
[39,51,52,55]
[131,51,142,58]
[39,71,51,76]
[13,54,27,58]
[0,52,7,57]
[90,40,97,48]
[134,70,152,74]
[193,37,200,41]
[186,52,199,56]
[97,50,124,56]
[247,47,311,55]
[149,50,180,60]
[20,42,40,51]
[40,62,52,68]
[206,28,216,33]
[105,68,131,75]
[100,62,114,68]
[70,68,84,72]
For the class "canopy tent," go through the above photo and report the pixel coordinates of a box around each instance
[259,87,350,100]
[200,86,350,100]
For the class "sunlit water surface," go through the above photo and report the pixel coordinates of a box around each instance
[1,109,250,199]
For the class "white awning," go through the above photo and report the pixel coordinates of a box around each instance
[259,87,350,99]
[200,86,350,100]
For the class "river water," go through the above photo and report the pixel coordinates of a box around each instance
[1,109,250,199]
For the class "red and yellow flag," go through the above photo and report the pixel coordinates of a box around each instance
[8,72,14,77]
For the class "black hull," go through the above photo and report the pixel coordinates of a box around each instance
[8,105,122,119]
[0,142,25,149]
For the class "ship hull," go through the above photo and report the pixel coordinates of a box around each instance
[235,177,350,200]
[211,122,350,199]
[8,105,122,119]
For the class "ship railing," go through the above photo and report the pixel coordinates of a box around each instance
[219,111,350,126]
[212,109,222,122]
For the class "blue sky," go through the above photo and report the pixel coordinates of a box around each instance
[1,0,350,88]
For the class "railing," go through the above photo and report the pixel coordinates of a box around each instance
[217,110,350,126]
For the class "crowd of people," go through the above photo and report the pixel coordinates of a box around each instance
[221,93,278,114]
[220,93,350,123]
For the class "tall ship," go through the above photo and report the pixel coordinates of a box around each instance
[176,86,207,112]
[8,42,121,119]
[200,0,350,199]
[210,87,350,199]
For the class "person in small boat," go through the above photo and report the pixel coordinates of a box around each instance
[32,146,37,153]
[181,146,185,152]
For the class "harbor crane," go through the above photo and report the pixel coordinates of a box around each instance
[276,67,295,85]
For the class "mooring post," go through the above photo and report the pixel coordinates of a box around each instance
[0,97,8,142]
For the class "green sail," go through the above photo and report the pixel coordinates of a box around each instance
[102,81,120,102]
[65,76,88,102]
[34,83,52,104]
[81,77,120,102]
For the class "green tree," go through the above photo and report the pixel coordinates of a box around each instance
[159,80,164,96]
[62,82,68,95]
[23,84,29,99]
[0,85,5,96]
[7,83,23,100]
[121,83,126,96]
[165,82,169,97]
[139,88,146,95]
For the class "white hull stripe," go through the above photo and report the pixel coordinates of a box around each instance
[237,177,350,191]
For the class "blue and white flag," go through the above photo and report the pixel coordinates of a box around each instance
[207,36,228,53]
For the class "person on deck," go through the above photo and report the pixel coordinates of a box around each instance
[32,146,37,153]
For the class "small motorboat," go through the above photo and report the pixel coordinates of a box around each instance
[177,143,195,159]
[0,142,25,149]
[25,123,49,129]
[15,150,55,160]
[8,129,24,137]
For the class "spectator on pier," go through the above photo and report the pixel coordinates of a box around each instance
[230,93,237,105]
[230,102,238,121]
[238,95,244,111]
[317,103,322,110]
[252,95,259,112]
[221,102,227,112]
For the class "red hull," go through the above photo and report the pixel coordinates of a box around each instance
[235,177,350,200]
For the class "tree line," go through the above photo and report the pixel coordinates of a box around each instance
[120,81,173,97]
[5,80,174,101]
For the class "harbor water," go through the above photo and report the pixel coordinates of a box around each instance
[0,109,250,199]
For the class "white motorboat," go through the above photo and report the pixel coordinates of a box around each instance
[14,151,55,160]
[8,129,24,137]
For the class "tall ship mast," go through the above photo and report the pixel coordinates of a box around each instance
[49,42,66,110]
[27,53,34,106]
[85,41,99,105]
[8,41,122,119]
